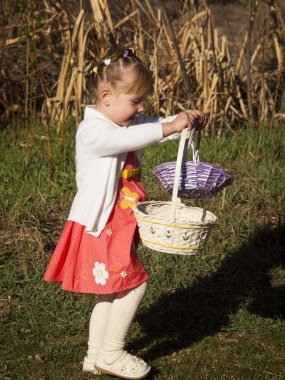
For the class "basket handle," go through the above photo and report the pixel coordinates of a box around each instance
[170,124,201,221]
[188,126,201,163]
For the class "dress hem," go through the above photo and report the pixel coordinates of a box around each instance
[44,275,149,295]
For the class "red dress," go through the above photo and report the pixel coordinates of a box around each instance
[44,152,149,294]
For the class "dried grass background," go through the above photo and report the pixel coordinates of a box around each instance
[1,0,285,136]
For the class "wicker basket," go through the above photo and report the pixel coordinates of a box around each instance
[133,129,218,256]
[152,128,232,198]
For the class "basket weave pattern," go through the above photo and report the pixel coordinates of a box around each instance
[153,161,232,198]
[152,129,232,199]
[133,201,217,255]
[133,128,219,256]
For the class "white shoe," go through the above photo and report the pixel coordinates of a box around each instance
[94,351,151,379]
[83,356,101,375]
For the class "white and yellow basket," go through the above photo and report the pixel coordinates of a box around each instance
[133,129,218,255]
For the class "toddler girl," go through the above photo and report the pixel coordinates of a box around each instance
[44,48,207,379]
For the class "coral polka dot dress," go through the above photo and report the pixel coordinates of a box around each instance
[44,151,149,294]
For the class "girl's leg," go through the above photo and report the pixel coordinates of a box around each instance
[95,281,150,379]
[83,293,115,373]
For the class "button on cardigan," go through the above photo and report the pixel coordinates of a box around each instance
[68,106,178,237]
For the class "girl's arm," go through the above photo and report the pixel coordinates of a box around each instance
[78,111,207,157]
[162,110,207,137]
[137,110,208,141]
[135,114,180,142]
[78,118,164,157]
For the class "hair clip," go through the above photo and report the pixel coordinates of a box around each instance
[104,58,111,65]
[91,66,98,74]
[123,48,134,58]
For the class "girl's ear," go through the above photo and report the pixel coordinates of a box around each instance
[99,87,112,106]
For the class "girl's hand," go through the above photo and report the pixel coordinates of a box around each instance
[187,110,209,131]
[162,110,208,137]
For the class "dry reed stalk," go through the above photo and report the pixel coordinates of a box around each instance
[0,35,33,48]
[159,0,194,107]
[114,10,139,29]
[192,8,209,24]
[177,9,209,41]
[0,21,54,48]
[168,74,176,115]
[136,9,145,57]
[204,73,219,111]
[81,26,92,101]
[230,104,245,119]
[274,113,285,120]
[209,14,218,72]
[246,0,257,127]
[202,50,209,112]
[214,28,219,52]
[237,82,248,120]
[221,35,227,59]
[144,0,159,26]
[152,30,160,114]
[49,10,69,121]
[193,44,200,83]
[52,10,84,126]
[59,67,78,135]
[268,1,284,129]
[180,24,191,59]
[269,70,282,130]
[224,96,232,115]
[90,0,104,38]
[250,42,261,66]
[100,0,113,32]
[76,11,85,121]
[227,61,248,120]
[52,10,71,102]
[258,79,268,122]
[132,0,153,24]
[273,35,283,70]
[268,0,284,72]
[157,8,161,25]
[89,0,111,59]
[235,30,248,75]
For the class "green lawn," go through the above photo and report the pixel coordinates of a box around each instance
[1,122,284,379]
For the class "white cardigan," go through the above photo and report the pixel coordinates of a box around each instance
[68,106,178,236]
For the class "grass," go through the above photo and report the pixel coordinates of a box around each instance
[0,121,285,380]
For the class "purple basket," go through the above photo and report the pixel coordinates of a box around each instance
[153,128,232,199]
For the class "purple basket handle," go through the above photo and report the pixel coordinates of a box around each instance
[170,124,201,221]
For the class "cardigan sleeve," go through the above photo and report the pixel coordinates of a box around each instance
[136,114,181,141]
[77,117,164,157]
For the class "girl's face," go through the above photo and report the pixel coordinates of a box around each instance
[108,90,145,127]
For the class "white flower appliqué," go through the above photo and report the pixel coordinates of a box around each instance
[92,262,109,285]
[120,271,127,278]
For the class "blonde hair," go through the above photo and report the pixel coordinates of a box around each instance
[91,49,153,102]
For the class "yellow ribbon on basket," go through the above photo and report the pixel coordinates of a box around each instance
[135,214,208,230]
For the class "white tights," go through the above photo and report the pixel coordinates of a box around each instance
[85,281,147,364]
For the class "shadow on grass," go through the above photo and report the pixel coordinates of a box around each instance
[135,221,285,360]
